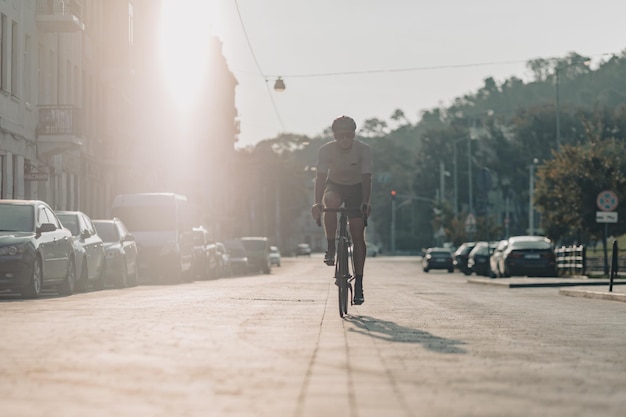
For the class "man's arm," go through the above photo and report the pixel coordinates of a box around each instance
[361,173,372,214]
[314,172,328,206]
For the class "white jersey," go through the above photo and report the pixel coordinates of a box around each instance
[316,139,373,185]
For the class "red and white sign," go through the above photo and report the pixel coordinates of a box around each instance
[596,190,618,212]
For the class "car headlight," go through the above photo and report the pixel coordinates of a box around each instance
[0,245,26,256]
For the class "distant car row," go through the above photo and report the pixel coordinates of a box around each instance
[0,199,277,299]
[422,235,557,277]
[451,236,557,277]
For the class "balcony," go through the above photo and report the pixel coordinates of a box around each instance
[37,105,82,159]
[36,0,84,32]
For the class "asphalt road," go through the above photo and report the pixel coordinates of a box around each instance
[1,255,625,417]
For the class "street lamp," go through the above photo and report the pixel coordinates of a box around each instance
[273,77,286,92]
[528,158,538,235]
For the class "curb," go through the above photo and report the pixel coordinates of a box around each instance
[467,277,625,288]
[559,288,626,303]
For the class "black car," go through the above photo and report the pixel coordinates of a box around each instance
[467,241,497,276]
[499,235,557,277]
[422,247,454,272]
[453,242,476,275]
[0,200,75,298]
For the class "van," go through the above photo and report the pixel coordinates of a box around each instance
[111,193,194,283]
[239,237,271,274]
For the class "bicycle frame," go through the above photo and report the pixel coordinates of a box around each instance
[322,207,360,317]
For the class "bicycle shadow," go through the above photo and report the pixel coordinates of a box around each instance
[345,314,467,354]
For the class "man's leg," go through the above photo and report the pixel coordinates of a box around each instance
[349,217,366,304]
[322,189,341,265]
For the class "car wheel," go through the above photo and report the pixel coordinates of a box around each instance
[117,264,128,288]
[127,264,138,287]
[93,264,105,291]
[76,262,88,292]
[22,257,43,298]
[448,268,454,273]
[58,257,76,296]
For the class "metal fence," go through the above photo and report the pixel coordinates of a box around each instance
[556,244,626,277]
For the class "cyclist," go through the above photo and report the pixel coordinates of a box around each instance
[311,115,372,305]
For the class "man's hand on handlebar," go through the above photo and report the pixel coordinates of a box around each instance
[311,203,323,226]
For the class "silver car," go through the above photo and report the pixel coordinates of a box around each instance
[57,211,106,291]
[92,218,139,288]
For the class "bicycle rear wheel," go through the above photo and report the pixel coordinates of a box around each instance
[336,238,350,317]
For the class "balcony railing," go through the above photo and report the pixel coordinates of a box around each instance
[37,105,82,158]
[38,105,82,136]
[36,0,84,32]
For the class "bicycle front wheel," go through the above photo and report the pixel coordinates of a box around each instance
[336,238,350,317]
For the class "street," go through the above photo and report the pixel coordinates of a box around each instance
[1,255,625,417]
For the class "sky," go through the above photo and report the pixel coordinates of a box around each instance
[202,0,626,148]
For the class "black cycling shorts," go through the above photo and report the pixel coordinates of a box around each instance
[325,180,363,219]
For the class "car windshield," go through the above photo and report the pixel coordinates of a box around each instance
[93,222,119,242]
[0,204,34,232]
[57,214,80,236]
[192,231,205,245]
[241,239,267,252]
[112,206,176,231]
[230,248,246,257]
[430,251,450,257]
[511,240,551,250]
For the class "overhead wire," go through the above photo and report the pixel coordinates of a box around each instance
[234,0,285,131]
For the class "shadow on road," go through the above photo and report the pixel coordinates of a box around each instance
[347,315,467,354]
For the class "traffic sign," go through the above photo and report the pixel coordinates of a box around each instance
[596,190,618,211]
[465,213,476,233]
[596,211,618,223]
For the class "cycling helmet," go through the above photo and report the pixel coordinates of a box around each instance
[331,115,357,133]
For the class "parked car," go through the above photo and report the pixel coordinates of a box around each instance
[191,227,220,280]
[498,235,557,277]
[269,245,281,267]
[56,211,106,291]
[489,239,509,278]
[0,200,75,297]
[295,243,312,257]
[422,247,454,273]
[453,242,476,275]
[226,245,249,276]
[215,242,232,277]
[467,241,497,276]
[240,237,272,274]
[92,218,139,288]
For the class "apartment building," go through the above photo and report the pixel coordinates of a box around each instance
[0,0,239,233]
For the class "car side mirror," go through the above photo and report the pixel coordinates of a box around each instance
[124,234,135,242]
[81,230,91,239]
[37,223,57,234]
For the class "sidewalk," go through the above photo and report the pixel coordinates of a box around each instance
[467,276,626,302]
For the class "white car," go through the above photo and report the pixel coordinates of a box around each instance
[269,246,281,267]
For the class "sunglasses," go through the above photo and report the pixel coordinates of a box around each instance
[335,132,355,140]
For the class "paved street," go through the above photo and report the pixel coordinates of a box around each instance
[1,255,625,417]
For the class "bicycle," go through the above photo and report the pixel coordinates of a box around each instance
[318,206,367,318]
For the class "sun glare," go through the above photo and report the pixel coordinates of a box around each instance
[159,0,213,110]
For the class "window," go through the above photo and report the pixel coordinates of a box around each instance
[1,14,7,91]
[24,35,31,103]
[11,20,17,96]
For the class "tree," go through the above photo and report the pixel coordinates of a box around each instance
[534,137,626,243]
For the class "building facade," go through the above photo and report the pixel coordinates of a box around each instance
[0,0,238,236]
